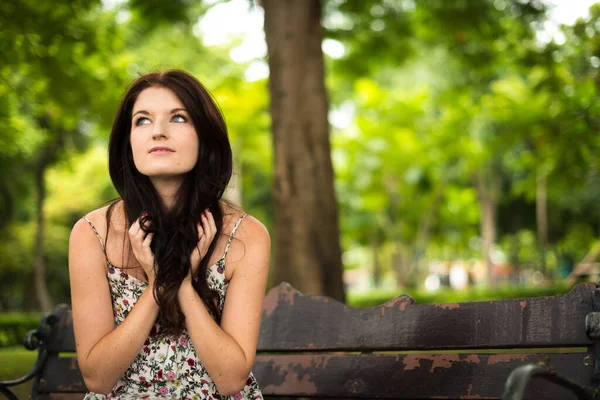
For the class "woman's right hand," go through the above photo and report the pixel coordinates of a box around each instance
[128,214,155,284]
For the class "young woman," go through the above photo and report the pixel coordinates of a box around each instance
[68,70,270,399]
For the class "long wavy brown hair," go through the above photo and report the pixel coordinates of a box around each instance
[106,70,232,336]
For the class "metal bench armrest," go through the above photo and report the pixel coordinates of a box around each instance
[0,312,58,400]
[502,363,598,400]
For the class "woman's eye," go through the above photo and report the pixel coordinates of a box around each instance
[172,114,187,123]
[135,117,150,126]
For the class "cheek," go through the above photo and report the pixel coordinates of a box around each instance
[129,135,145,164]
[130,138,139,154]
[182,130,199,163]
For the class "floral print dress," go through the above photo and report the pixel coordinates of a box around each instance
[82,214,263,400]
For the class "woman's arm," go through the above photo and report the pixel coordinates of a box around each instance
[178,215,270,396]
[68,215,158,394]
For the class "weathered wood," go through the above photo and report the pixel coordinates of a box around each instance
[47,282,598,354]
[36,352,596,399]
[38,357,85,393]
[254,353,594,399]
[259,282,596,351]
[19,282,597,399]
[37,395,84,400]
[46,304,76,353]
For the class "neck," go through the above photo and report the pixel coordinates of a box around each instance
[150,176,183,211]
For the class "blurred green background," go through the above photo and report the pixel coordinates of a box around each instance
[2,0,600,392]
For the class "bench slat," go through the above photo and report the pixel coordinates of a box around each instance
[258,282,596,351]
[47,283,597,353]
[38,352,594,399]
[36,283,597,399]
[253,352,594,399]
[39,357,85,393]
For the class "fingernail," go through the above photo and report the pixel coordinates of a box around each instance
[141,212,148,218]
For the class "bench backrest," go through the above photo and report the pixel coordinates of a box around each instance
[34,282,597,399]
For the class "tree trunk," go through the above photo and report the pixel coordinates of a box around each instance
[474,168,499,287]
[412,182,445,281]
[263,0,345,301]
[536,168,548,274]
[393,246,406,288]
[34,162,53,312]
[23,274,38,311]
[372,232,382,287]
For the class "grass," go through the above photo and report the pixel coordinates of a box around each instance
[0,346,37,399]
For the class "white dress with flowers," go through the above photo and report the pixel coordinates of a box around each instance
[82,214,263,400]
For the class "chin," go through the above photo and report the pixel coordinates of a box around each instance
[140,168,193,179]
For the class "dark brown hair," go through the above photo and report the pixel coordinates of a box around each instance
[106,70,232,335]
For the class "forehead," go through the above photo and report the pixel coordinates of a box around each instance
[133,86,184,112]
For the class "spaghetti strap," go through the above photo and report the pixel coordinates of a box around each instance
[222,213,248,260]
[83,215,110,265]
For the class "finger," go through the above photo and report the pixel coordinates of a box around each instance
[201,211,215,239]
[197,221,205,239]
[142,233,154,258]
[129,222,145,253]
[141,219,152,231]
[135,225,147,242]
[128,218,140,237]
[200,212,208,229]
[143,232,153,247]
[205,210,216,236]
[136,219,152,241]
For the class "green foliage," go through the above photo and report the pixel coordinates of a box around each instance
[2,0,600,309]
[324,0,414,79]
[45,147,117,222]
[331,0,600,290]
[348,283,571,309]
[0,313,41,348]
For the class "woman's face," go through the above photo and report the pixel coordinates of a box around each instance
[130,86,199,181]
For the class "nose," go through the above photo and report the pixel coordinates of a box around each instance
[152,116,168,139]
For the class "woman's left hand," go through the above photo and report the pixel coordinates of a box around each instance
[185,209,217,283]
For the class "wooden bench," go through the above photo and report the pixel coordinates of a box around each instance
[2,281,600,399]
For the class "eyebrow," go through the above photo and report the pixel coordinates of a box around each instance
[132,108,188,118]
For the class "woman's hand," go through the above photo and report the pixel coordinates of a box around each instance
[185,209,217,283]
[128,214,155,284]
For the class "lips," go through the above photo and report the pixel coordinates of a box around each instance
[149,146,175,153]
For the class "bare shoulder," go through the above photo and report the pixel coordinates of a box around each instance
[234,214,270,246]
[71,206,106,242]
[218,203,270,275]
[80,201,125,233]
[70,201,123,256]
[69,205,114,277]
[219,201,269,245]
[227,213,270,280]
